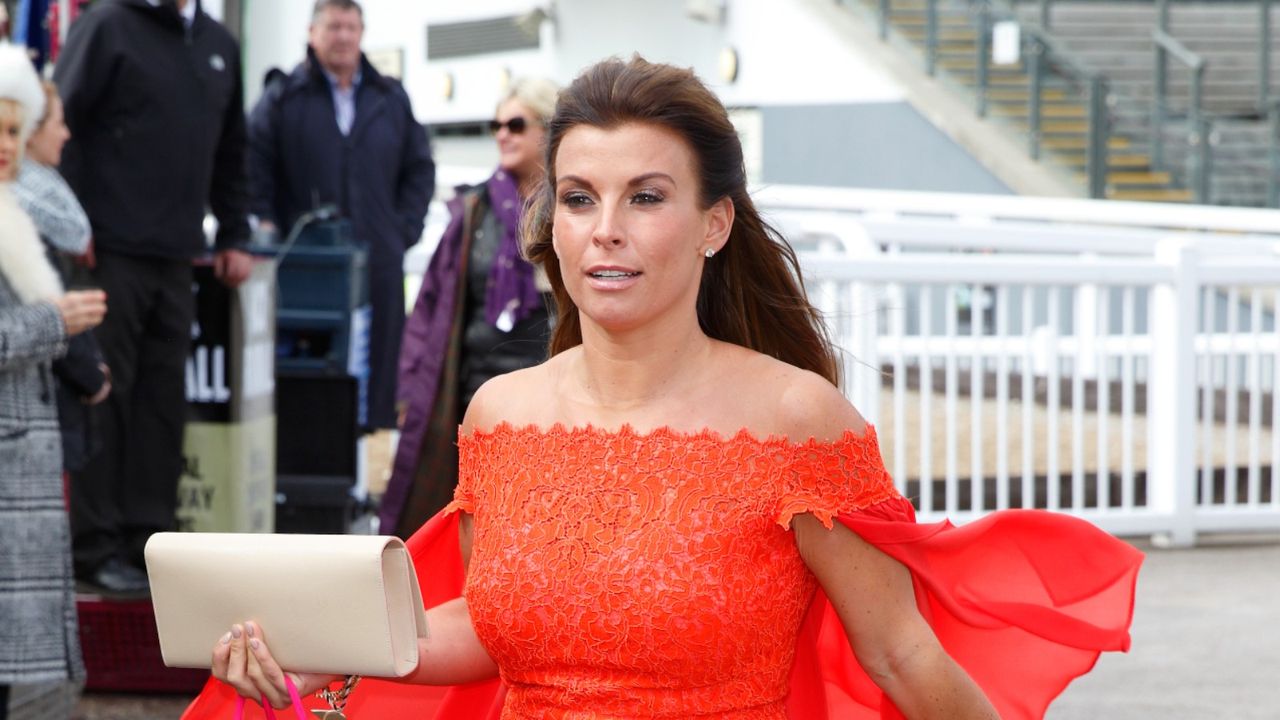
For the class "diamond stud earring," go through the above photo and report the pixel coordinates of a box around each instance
[704,248,715,258]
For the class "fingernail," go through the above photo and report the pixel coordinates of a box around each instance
[250,638,260,650]
[220,632,231,645]
[245,622,256,638]
[231,625,242,639]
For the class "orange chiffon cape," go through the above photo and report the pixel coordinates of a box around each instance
[181,427,1141,719]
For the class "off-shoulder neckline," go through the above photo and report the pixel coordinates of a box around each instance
[459,421,879,450]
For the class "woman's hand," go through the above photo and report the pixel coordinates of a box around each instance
[211,621,341,709]
[53,289,106,337]
[84,362,111,405]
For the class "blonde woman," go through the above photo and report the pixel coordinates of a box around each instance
[381,77,560,537]
[13,78,111,477]
[0,43,106,717]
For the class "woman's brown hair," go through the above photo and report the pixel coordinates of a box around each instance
[524,56,839,386]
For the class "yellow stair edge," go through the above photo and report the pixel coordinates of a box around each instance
[1042,136,1132,151]
[891,16,979,27]
[1107,171,1174,184]
[1011,120,1090,133]
[987,88,1070,101]
[938,59,1028,73]
[1107,188,1195,202]
[1054,153,1152,169]
[995,105,1087,118]
[1073,171,1176,185]
[899,28,980,42]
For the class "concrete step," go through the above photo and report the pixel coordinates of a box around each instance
[1052,152,1154,169]
[897,27,980,43]
[985,87,1071,102]
[949,72,1035,86]
[987,94,1079,108]
[1035,3,1279,22]
[1056,37,1280,54]
[889,13,976,28]
[1042,135,1134,151]
[992,103,1088,119]
[1068,51,1280,72]
[937,57,1029,73]
[1011,121,1094,136]
[1107,187,1196,202]
[1107,170,1175,186]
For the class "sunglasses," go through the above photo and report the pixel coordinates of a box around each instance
[489,117,529,134]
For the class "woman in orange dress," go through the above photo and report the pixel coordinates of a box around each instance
[193,57,1141,720]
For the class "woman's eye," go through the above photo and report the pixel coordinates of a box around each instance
[560,192,592,208]
[632,191,664,205]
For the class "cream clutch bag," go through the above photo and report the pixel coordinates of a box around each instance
[145,532,428,677]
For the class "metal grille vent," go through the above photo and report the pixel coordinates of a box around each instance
[427,16,540,60]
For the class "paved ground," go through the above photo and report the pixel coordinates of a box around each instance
[1047,533,1280,719]
[65,533,1280,719]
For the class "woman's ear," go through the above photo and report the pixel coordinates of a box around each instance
[703,196,734,254]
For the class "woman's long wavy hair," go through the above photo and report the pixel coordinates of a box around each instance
[524,56,839,386]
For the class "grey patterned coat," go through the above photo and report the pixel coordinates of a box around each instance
[0,189,84,684]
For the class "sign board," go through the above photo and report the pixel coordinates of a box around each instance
[176,259,277,533]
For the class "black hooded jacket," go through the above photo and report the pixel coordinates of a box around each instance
[54,0,249,258]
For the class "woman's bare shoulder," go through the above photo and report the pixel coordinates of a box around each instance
[718,345,867,443]
[460,351,569,434]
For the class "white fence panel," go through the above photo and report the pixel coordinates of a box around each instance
[773,188,1280,547]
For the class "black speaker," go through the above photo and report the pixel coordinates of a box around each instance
[275,371,358,478]
[275,372,359,533]
[274,474,357,534]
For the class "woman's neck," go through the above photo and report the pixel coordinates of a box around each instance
[569,315,716,412]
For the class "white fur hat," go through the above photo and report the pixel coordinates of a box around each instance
[0,42,46,141]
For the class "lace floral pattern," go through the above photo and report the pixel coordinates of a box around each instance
[448,424,899,719]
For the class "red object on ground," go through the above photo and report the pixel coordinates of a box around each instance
[77,595,210,694]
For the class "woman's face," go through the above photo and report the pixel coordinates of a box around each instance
[27,95,70,167]
[0,101,23,182]
[551,121,731,336]
[493,98,546,183]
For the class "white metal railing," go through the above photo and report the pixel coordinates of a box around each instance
[402,177,1280,545]
[762,186,1280,547]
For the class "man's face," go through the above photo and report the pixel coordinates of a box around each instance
[309,7,363,76]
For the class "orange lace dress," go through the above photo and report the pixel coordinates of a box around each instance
[181,423,1141,720]
[446,424,900,719]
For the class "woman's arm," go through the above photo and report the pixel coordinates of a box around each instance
[213,512,498,707]
[216,386,507,707]
[795,515,997,719]
[399,512,499,685]
[777,369,997,719]
[0,302,66,372]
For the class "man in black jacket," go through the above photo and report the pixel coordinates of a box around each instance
[248,0,435,431]
[54,0,252,594]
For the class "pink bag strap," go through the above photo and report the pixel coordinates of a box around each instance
[232,674,307,720]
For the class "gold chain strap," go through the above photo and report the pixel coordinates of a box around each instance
[317,674,361,714]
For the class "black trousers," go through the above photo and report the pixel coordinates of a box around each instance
[0,683,9,720]
[70,251,194,573]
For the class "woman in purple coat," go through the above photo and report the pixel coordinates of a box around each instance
[380,77,559,537]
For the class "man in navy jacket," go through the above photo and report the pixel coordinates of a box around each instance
[55,0,252,595]
[248,0,436,431]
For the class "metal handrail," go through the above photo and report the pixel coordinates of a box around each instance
[1262,0,1273,111]
[871,0,1110,198]
[1152,28,1211,203]
[1154,27,1204,71]
[1008,6,1110,198]
[1268,99,1280,207]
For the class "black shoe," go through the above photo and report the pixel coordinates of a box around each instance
[77,557,150,598]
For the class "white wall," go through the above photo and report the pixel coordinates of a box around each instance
[239,0,905,120]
